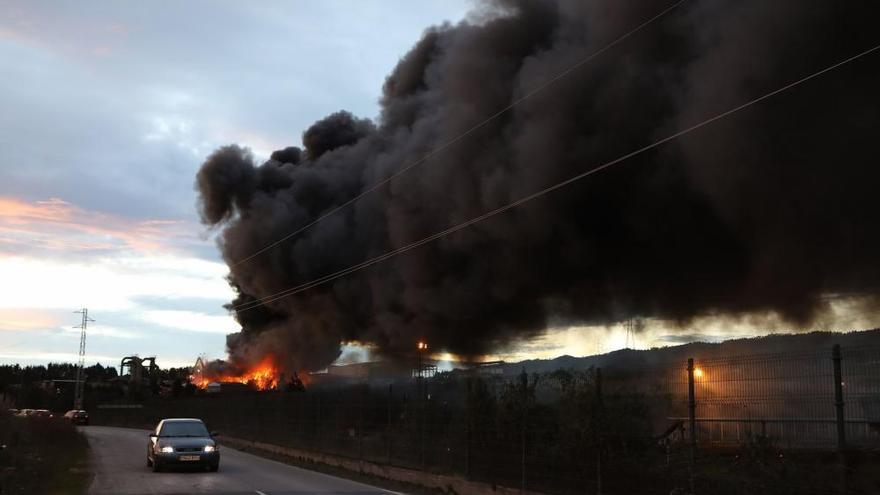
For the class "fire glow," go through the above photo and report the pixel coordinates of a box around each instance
[191,356,281,391]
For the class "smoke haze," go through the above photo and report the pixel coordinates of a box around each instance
[195,0,880,372]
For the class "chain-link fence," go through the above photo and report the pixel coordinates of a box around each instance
[652,345,880,450]
[93,344,880,494]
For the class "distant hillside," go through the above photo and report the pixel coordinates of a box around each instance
[505,328,880,375]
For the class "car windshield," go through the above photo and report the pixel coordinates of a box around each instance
[159,421,209,437]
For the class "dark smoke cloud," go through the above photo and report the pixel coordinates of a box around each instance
[302,111,375,160]
[201,358,239,378]
[196,0,880,372]
[196,146,256,225]
[269,146,302,165]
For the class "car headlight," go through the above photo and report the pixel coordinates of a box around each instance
[203,445,216,452]
[160,446,174,453]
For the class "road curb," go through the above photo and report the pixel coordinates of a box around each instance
[218,435,537,495]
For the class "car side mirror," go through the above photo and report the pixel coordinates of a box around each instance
[210,431,219,437]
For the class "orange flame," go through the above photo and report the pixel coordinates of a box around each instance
[191,356,281,391]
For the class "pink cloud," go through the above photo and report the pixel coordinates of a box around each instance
[0,5,128,63]
[0,308,60,332]
[0,196,200,257]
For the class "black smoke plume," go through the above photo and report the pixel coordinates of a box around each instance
[196,0,880,372]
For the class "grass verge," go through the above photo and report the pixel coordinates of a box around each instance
[0,413,91,495]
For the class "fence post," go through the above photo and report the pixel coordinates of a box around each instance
[832,344,846,450]
[687,358,697,495]
[387,383,393,464]
[335,392,341,455]
[316,394,321,451]
[832,344,848,494]
[359,385,365,461]
[595,367,603,495]
[521,370,527,494]
[421,379,427,470]
[465,377,472,479]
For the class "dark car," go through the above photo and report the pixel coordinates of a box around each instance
[63,409,89,425]
[147,418,219,472]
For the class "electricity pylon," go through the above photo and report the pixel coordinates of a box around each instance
[73,308,94,410]
[624,318,637,350]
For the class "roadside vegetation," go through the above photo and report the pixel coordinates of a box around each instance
[0,411,90,495]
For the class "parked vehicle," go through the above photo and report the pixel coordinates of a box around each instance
[146,418,219,472]
[63,409,89,425]
[31,409,53,419]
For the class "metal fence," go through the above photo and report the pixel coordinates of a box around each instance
[93,344,880,494]
[654,345,880,450]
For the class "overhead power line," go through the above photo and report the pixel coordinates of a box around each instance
[231,41,880,314]
[230,0,688,268]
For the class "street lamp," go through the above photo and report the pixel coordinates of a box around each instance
[416,341,428,378]
[416,340,429,469]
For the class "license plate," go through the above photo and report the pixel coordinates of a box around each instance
[179,455,200,461]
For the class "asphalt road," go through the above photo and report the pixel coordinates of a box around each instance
[82,426,401,495]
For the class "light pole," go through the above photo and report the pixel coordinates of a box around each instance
[417,341,428,380]
[417,341,428,469]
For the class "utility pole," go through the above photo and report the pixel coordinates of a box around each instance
[73,308,94,410]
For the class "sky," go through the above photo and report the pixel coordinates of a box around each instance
[2,1,877,371]
[0,0,475,369]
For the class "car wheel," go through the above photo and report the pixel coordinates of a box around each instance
[209,463,219,472]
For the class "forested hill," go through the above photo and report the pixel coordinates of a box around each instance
[508,328,880,376]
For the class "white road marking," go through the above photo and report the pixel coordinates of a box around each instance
[255,491,268,495]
